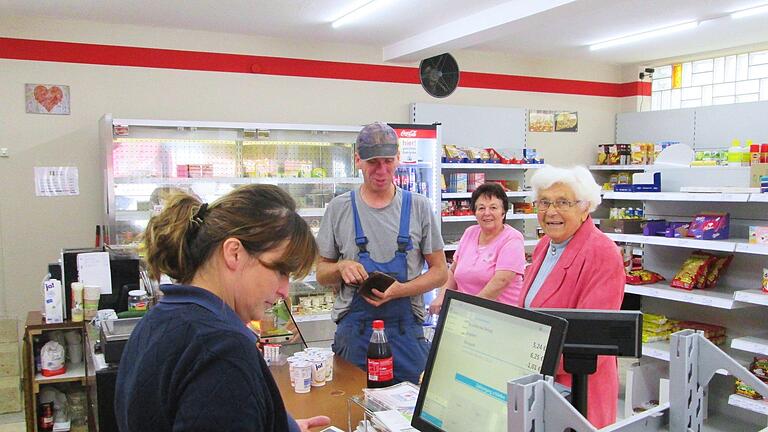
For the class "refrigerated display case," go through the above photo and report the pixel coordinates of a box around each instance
[101,114,363,247]
[100,115,441,346]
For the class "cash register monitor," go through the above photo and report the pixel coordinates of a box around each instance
[412,290,568,432]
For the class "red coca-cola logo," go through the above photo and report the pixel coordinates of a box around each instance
[399,130,417,138]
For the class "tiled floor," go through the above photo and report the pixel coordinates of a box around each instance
[0,411,25,432]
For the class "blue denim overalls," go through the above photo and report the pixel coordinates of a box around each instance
[332,189,430,384]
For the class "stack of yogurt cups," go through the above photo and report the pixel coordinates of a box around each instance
[286,347,334,394]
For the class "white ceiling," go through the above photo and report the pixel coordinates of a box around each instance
[3,0,768,65]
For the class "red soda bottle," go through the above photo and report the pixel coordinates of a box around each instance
[367,320,394,388]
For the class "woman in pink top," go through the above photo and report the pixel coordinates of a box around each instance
[429,183,526,314]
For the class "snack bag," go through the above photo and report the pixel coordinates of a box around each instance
[704,254,734,288]
[671,254,711,290]
[626,270,665,285]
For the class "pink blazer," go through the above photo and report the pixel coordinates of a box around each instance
[518,216,625,428]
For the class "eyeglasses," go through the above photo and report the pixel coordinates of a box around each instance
[534,199,582,211]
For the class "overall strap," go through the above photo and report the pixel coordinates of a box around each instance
[349,190,368,252]
[397,190,412,253]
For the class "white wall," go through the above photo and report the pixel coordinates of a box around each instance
[0,15,626,316]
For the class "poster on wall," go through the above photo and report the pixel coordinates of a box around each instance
[34,166,79,196]
[25,84,70,115]
[528,110,554,132]
[554,111,578,132]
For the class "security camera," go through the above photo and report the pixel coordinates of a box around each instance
[644,67,655,74]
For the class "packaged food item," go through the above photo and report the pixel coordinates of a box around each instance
[735,379,763,400]
[688,212,730,240]
[631,142,646,165]
[670,253,712,290]
[673,321,726,344]
[703,254,733,288]
[626,270,665,285]
[763,268,768,294]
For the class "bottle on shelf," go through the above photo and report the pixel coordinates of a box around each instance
[367,319,394,388]
[728,139,744,167]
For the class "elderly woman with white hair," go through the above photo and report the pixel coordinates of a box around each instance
[519,165,625,428]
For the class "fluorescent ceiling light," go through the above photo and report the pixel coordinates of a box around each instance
[731,3,768,19]
[589,21,698,51]
[332,0,391,28]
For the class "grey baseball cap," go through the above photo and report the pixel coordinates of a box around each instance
[356,122,399,160]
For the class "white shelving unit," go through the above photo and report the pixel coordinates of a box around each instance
[444,238,539,251]
[595,159,768,427]
[441,163,540,170]
[730,335,768,356]
[441,191,533,199]
[728,395,768,416]
[588,164,650,171]
[442,213,537,222]
[623,283,752,309]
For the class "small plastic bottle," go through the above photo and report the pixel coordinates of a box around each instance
[128,290,149,312]
[367,320,394,388]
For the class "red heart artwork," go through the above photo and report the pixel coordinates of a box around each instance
[34,85,64,112]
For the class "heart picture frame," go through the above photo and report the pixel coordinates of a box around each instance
[25,84,70,115]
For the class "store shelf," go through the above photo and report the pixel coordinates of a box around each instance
[114,176,361,185]
[642,340,672,361]
[605,233,739,253]
[748,193,768,202]
[116,210,152,221]
[642,341,730,375]
[623,283,751,309]
[733,240,768,256]
[442,213,537,222]
[728,394,768,415]
[35,362,86,387]
[602,192,750,202]
[731,336,768,356]
[588,165,650,171]
[441,163,540,170]
[293,313,332,323]
[117,207,327,220]
[441,191,533,199]
[400,162,433,168]
[733,290,768,307]
[444,238,540,251]
[297,208,325,217]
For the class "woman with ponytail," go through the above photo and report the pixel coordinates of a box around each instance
[115,184,329,432]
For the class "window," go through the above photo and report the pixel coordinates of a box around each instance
[649,49,768,111]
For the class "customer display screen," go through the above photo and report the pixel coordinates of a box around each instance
[412,291,567,432]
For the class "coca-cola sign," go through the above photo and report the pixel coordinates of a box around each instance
[392,128,437,139]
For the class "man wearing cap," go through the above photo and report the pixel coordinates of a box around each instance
[316,122,447,384]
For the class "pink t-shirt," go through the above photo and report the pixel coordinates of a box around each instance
[453,224,526,306]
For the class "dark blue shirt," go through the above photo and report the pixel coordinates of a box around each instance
[115,284,299,432]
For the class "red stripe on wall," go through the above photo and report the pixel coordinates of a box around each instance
[0,37,649,97]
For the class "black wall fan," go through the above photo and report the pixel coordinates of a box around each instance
[419,53,460,98]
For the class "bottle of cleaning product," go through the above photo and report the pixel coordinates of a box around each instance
[728,139,743,166]
[743,139,754,165]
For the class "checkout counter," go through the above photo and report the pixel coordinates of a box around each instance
[87,317,367,431]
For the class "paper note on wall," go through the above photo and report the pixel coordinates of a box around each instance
[34,166,79,196]
[77,252,113,295]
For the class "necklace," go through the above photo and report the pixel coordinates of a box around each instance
[550,243,557,256]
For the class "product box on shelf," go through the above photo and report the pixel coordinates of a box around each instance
[643,220,690,238]
[688,213,729,240]
[749,226,768,244]
[599,219,645,234]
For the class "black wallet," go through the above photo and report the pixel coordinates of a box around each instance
[358,271,397,300]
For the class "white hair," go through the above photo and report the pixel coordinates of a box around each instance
[530,165,602,213]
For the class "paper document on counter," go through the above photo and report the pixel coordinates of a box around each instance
[372,410,417,432]
[77,252,113,294]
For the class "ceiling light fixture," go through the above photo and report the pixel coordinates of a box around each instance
[731,3,768,19]
[589,21,699,51]
[332,0,391,28]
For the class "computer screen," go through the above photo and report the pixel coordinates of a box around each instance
[412,290,568,432]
